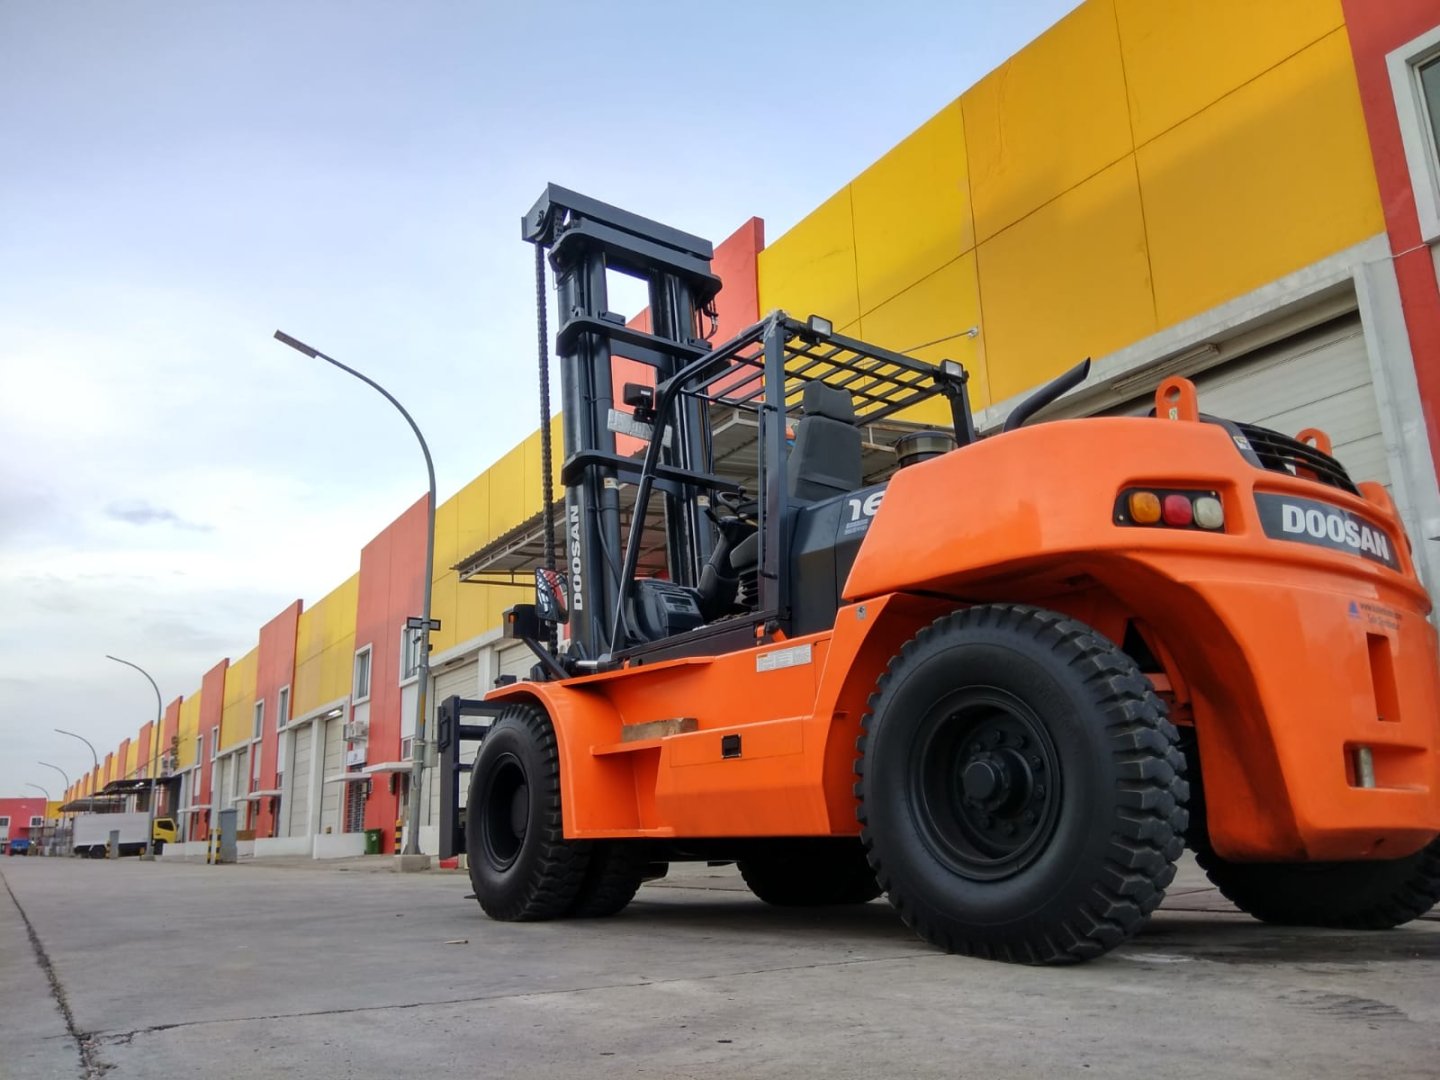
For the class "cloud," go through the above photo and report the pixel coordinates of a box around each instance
[104,499,212,532]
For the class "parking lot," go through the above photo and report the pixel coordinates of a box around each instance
[3,854,1438,1079]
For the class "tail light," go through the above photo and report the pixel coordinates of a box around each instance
[1116,488,1225,531]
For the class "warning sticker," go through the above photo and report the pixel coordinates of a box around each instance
[756,643,813,673]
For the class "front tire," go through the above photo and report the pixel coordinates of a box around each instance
[466,703,590,921]
[856,604,1188,963]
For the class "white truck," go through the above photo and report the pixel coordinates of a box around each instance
[72,812,176,857]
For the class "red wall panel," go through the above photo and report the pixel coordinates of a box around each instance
[1341,1,1440,474]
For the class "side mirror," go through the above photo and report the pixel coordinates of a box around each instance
[535,568,569,625]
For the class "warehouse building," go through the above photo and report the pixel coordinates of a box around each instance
[64,0,1440,860]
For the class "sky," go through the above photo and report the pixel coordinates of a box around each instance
[0,0,1079,798]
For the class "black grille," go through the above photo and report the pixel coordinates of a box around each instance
[1235,422,1360,496]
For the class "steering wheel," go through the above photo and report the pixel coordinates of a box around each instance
[707,488,757,531]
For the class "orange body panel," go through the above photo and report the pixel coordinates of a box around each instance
[490,417,1440,863]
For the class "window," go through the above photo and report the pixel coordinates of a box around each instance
[195,735,203,770]
[401,736,414,762]
[253,700,265,741]
[210,726,219,761]
[30,816,44,828]
[344,782,367,834]
[400,627,423,681]
[353,646,372,702]
[1417,54,1440,143]
[1388,25,1440,242]
[276,686,290,731]
[0,817,9,828]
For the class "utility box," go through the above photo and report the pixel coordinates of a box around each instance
[216,809,238,865]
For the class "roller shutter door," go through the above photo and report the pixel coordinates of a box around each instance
[319,716,345,835]
[1111,315,1389,489]
[235,747,250,829]
[286,725,312,837]
[434,661,479,709]
[216,757,232,827]
[429,660,482,826]
[498,645,537,682]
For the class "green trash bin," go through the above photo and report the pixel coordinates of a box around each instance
[364,828,383,855]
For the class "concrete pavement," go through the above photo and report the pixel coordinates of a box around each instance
[1,854,1437,1079]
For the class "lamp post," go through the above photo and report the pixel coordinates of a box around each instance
[105,655,164,858]
[36,763,70,855]
[273,330,435,859]
[37,762,72,855]
[56,729,99,806]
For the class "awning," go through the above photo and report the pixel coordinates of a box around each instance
[323,773,373,785]
[362,761,413,775]
[451,405,925,585]
[235,789,282,802]
[180,805,211,814]
[59,796,126,813]
[101,778,166,795]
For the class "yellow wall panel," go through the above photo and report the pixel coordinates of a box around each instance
[756,186,860,328]
[455,471,491,569]
[1115,0,1344,146]
[485,443,529,542]
[177,693,201,769]
[852,100,973,315]
[430,569,460,653]
[220,649,257,750]
[292,574,358,716]
[124,739,139,778]
[977,158,1155,403]
[433,492,460,592]
[858,253,989,416]
[1137,30,1384,329]
[963,0,1132,244]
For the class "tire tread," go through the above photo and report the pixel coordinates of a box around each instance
[855,603,1188,964]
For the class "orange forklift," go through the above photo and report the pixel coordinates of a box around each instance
[437,186,1440,963]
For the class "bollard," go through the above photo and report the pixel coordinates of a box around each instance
[107,830,120,860]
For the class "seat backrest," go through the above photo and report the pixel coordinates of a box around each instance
[787,382,862,502]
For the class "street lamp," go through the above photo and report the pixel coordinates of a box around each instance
[273,330,436,859]
[56,729,99,805]
[38,762,72,856]
[37,761,70,790]
[105,655,163,858]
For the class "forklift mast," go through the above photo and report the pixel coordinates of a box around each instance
[522,185,724,660]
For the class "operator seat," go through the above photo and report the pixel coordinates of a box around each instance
[788,381,863,501]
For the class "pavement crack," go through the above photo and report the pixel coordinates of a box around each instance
[93,951,933,1042]
[0,867,109,1078]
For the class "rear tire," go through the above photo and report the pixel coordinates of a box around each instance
[567,843,649,918]
[856,604,1188,963]
[466,703,590,921]
[1194,837,1440,929]
[738,841,882,906]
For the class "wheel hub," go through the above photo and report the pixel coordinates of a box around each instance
[480,754,529,871]
[913,690,1062,881]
